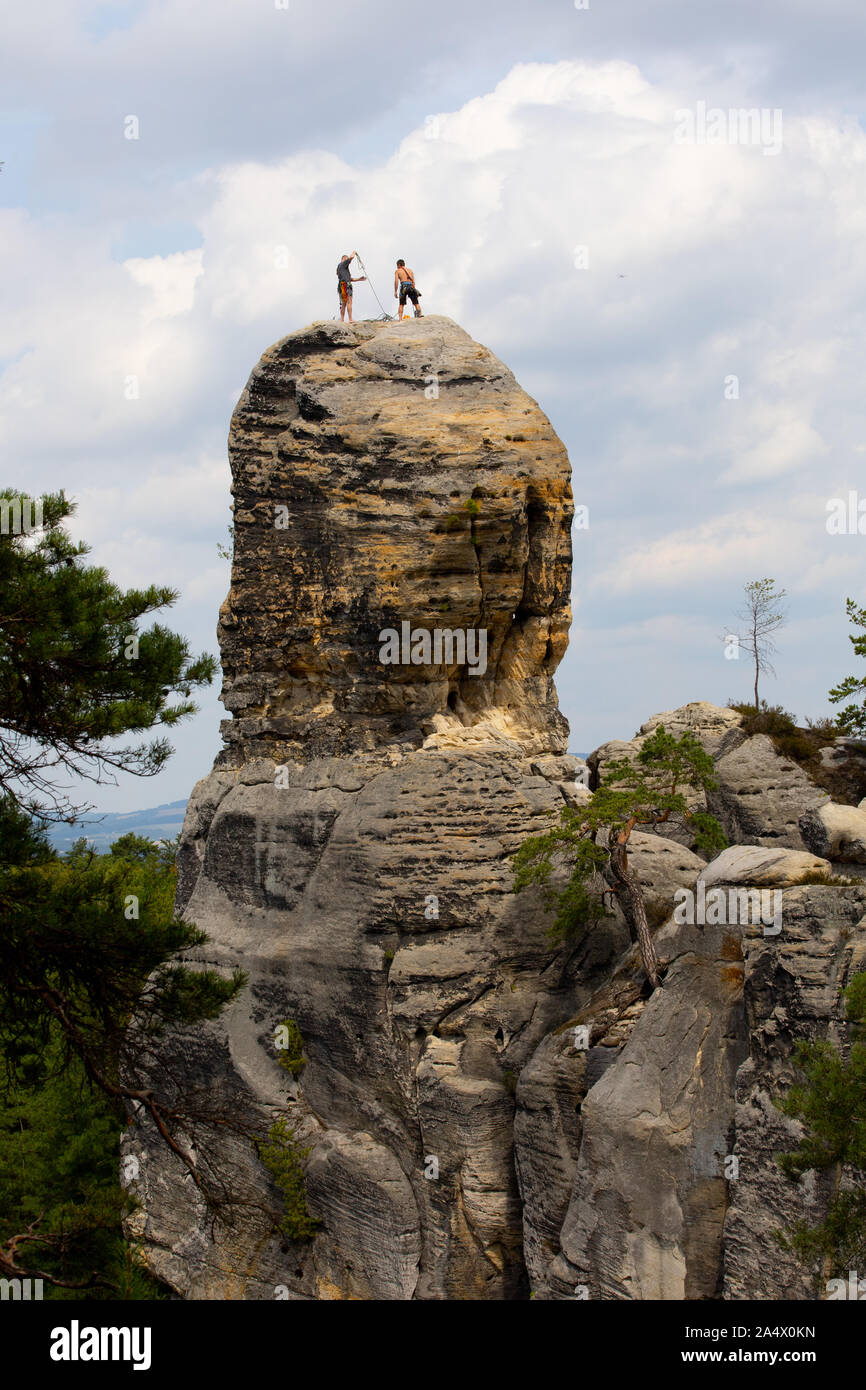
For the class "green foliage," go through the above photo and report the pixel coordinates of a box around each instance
[0,812,243,1291]
[0,499,239,1292]
[275,1019,306,1078]
[729,700,866,803]
[0,822,235,1297]
[777,1191,866,1278]
[108,831,180,872]
[258,1118,319,1242]
[805,716,840,738]
[513,819,607,942]
[62,837,97,868]
[731,700,799,738]
[438,499,481,533]
[829,599,866,737]
[0,839,243,1088]
[729,701,833,765]
[513,726,727,944]
[216,523,234,562]
[0,794,55,866]
[589,725,727,856]
[0,1040,164,1299]
[848,972,866,1029]
[0,489,216,822]
[688,810,730,858]
[775,974,866,1279]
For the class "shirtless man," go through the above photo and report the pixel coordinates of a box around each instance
[394,259,422,320]
[336,251,366,322]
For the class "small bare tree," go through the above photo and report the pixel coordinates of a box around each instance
[729,577,788,710]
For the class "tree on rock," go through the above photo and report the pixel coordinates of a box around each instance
[726,577,787,711]
[829,598,866,737]
[512,726,727,990]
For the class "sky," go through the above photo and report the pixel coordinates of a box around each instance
[2,0,865,816]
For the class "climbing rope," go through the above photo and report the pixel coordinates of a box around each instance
[355,253,394,320]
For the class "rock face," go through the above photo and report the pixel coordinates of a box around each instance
[130,321,866,1302]
[513,704,866,1301]
[711,736,828,849]
[700,845,832,888]
[517,883,866,1300]
[722,885,866,1299]
[129,316,597,1301]
[799,801,866,864]
[217,315,572,764]
[546,911,749,1301]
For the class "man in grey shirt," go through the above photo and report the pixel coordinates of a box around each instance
[336,251,366,322]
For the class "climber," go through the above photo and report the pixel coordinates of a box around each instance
[336,252,366,322]
[394,260,423,319]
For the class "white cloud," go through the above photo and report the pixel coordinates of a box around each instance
[5,51,866,794]
[721,407,829,483]
[124,249,204,321]
[591,512,789,596]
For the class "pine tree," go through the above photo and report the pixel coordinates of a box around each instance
[829,598,866,737]
[0,496,244,1290]
[513,726,727,990]
[776,973,866,1287]
[0,489,216,822]
[0,812,243,1293]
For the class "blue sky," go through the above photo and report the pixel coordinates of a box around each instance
[2,0,865,814]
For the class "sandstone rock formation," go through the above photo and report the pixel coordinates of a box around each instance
[514,704,866,1301]
[799,800,866,864]
[217,315,572,764]
[722,883,866,1299]
[517,880,866,1300]
[699,845,831,888]
[128,319,866,1302]
[127,316,596,1300]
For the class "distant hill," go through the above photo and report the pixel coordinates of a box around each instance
[47,799,188,854]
